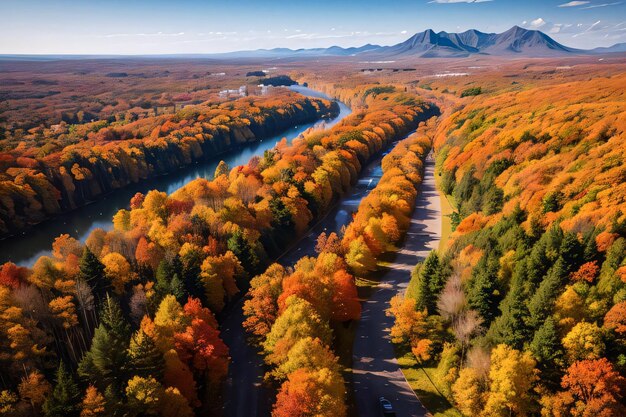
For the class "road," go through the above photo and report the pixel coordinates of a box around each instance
[352,155,441,417]
[221,140,402,417]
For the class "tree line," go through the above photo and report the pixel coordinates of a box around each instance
[0,91,338,238]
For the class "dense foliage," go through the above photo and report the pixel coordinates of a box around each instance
[390,73,626,416]
[0,86,433,416]
[244,128,432,416]
[0,91,338,238]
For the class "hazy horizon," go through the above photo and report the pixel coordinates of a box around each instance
[1,0,625,55]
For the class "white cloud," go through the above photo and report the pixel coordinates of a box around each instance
[558,1,590,7]
[581,2,622,9]
[428,0,493,3]
[573,20,602,36]
[523,18,576,34]
[519,18,625,48]
[529,18,547,29]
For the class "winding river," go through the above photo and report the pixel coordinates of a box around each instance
[0,86,351,267]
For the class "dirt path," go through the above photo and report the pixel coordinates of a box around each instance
[351,155,441,417]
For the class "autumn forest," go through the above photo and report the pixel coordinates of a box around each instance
[1,14,626,417]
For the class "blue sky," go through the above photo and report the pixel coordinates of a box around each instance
[0,0,624,54]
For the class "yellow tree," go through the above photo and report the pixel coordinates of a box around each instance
[483,344,538,417]
[452,367,486,417]
[562,322,605,363]
[101,252,132,294]
[153,295,187,352]
[344,236,376,276]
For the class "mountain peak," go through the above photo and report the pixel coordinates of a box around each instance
[379,25,574,57]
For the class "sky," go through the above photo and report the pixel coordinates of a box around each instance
[0,0,624,54]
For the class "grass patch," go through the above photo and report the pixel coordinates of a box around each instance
[397,353,462,417]
[434,170,454,253]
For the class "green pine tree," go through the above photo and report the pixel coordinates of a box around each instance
[414,251,443,312]
[529,316,564,387]
[560,232,584,272]
[155,259,174,300]
[43,362,81,417]
[486,273,530,349]
[79,247,108,304]
[527,257,566,330]
[467,256,500,327]
[78,296,130,394]
[127,329,165,380]
[228,229,261,275]
[169,273,186,303]
[181,247,205,303]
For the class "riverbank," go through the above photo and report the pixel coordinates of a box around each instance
[0,87,350,266]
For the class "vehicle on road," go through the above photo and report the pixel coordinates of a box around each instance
[379,397,396,416]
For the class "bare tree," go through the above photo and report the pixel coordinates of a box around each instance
[75,278,96,336]
[129,286,148,326]
[467,345,491,385]
[437,271,465,322]
[12,285,49,323]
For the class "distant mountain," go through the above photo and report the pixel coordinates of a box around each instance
[206,26,583,59]
[210,43,381,59]
[591,43,626,54]
[373,26,576,58]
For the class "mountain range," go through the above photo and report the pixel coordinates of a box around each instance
[220,26,623,59]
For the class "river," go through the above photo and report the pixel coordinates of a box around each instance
[0,86,351,267]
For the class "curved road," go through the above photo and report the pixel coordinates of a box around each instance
[352,155,441,417]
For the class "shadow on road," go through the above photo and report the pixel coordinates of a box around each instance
[351,156,441,417]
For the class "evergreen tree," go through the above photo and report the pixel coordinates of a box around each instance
[181,248,205,303]
[414,251,443,312]
[453,166,478,203]
[481,186,504,216]
[527,257,567,330]
[529,316,564,388]
[43,362,81,417]
[598,237,626,296]
[78,296,130,394]
[227,229,261,275]
[525,239,549,291]
[269,197,295,249]
[170,274,186,304]
[467,256,500,327]
[99,295,131,340]
[560,232,584,273]
[79,247,107,304]
[414,266,431,312]
[155,259,174,300]
[582,228,600,262]
[486,273,530,349]
[127,329,165,380]
[102,386,123,417]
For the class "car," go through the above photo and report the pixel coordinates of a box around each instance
[379,397,396,416]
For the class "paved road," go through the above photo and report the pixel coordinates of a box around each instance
[352,155,441,417]
[220,299,272,417]
[221,139,405,417]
